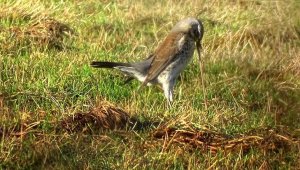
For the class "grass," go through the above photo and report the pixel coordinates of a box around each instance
[1,0,300,169]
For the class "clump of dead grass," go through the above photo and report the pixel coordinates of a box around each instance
[20,18,73,49]
[152,124,299,155]
[61,102,131,132]
[0,1,75,55]
[1,18,74,55]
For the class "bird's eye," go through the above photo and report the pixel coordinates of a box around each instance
[191,25,200,39]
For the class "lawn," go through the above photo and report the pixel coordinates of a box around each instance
[0,0,299,169]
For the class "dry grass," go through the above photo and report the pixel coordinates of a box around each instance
[0,0,299,169]
[153,124,299,155]
[1,18,74,55]
[61,101,131,132]
[1,102,298,158]
[0,1,74,55]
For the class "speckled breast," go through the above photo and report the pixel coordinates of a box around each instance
[158,38,195,83]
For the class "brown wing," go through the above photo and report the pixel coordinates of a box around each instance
[141,32,185,86]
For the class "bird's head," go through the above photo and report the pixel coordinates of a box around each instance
[171,17,204,58]
[171,17,204,41]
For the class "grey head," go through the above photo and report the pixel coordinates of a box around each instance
[171,17,204,51]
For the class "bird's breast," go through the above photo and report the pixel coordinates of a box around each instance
[158,39,195,83]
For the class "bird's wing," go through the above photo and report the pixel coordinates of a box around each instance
[141,32,185,87]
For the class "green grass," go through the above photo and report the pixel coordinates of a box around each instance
[1,0,300,169]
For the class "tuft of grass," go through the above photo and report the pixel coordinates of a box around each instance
[0,0,299,169]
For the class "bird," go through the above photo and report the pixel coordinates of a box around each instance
[91,17,204,106]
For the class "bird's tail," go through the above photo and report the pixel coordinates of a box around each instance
[90,61,131,68]
[91,61,146,83]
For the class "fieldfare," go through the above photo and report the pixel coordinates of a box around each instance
[91,17,204,106]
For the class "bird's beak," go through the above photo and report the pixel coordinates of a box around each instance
[196,39,202,61]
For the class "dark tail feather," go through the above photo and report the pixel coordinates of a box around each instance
[90,61,130,68]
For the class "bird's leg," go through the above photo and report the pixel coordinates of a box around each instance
[162,79,175,108]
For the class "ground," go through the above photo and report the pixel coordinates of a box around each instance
[0,0,300,169]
